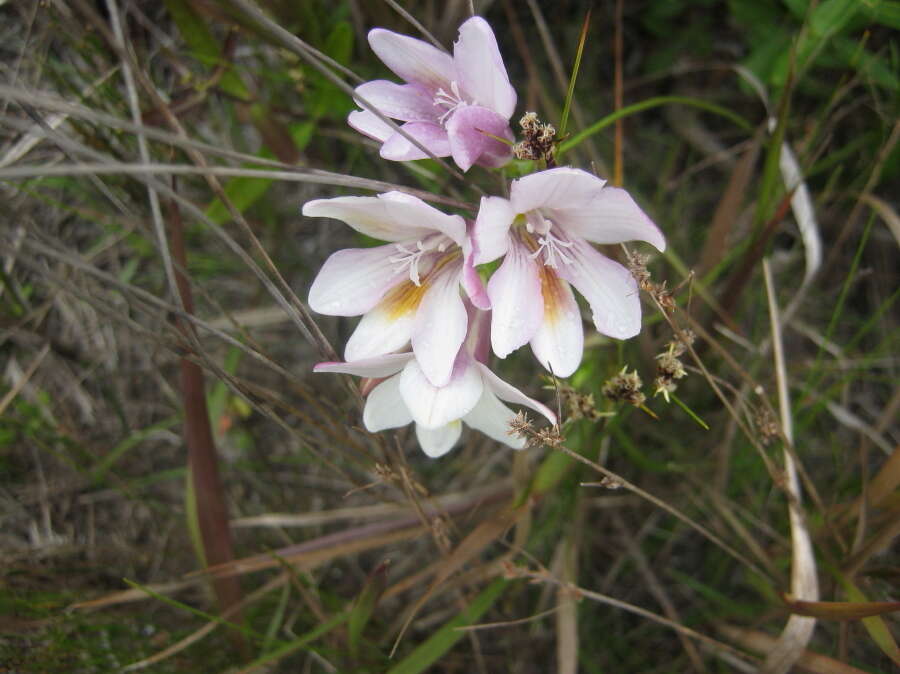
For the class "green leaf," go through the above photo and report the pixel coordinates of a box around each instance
[163,0,248,99]
[204,121,315,225]
[770,0,865,88]
[386,579,507,674]
[348,560,389,658]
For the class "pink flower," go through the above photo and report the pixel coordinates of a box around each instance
[348,16,517,172]
[471,167,666,377]
[304,191,487,387]
[313,311,555,458]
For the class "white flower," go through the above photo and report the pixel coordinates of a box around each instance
[471,167,666,377]
[313,311,555,458]
[304,191,487,387]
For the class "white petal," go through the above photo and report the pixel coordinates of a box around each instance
[344,303,415,361]
[313,352,413,378]
[554,238,642,339]
[381,122,451,161]
[347,109,395,142]
[302,192,465,245]
[553,186,666,251]
[399,356,483,429]
[308,245,402,316]
[472,196,514,265]
[363,375,413,431]
[453,17,516,118]
[353,80,439,122]
[368,28,455,92]
[529,271,583,377]
[487,238,543,358]
[411,264,467,387]
[415,421,462,458]
[510,167,606,215]
[463,390,526,449]
[477,363,557,426]
[445,105,513,172]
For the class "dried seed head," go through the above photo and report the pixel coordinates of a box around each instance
[602,366,646,407]
[514,111,557,164]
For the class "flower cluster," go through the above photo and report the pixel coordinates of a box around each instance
[306,17,665,458]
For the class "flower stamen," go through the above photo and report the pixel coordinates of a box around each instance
[388,235,454,285]
[529,229,574,269]
[433,80,469,124]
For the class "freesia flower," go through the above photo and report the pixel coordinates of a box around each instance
[304,191,487,388]
[314,309,556,458]
[347,16,517,172]
[471,167,666,377]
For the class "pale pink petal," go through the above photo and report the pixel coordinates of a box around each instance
[308,245,403,316]
[363,374,413,431]
[399,356,483,429]
[471,196,514,265]
[509,167,606,215]
[411,264,467,387]
[461,237,490,310]
[554,186,665,251]
[529,272,583,377]
[476,363,557,426]
[381,122,451,161]
[344,305,414,361]
[462,390,526,449]
[554,237,642,339]
[445,105,513,172]
[303,192,464,244]
[377,191,466,244]
[368,28,455,92]
[453,17,516,118]
[313,352,413,378]
[487,238,543,358]
[347,109,395,142]
[353,80,439,122]
[415,421,462,458]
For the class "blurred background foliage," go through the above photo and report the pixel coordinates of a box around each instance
[0,0,897,671]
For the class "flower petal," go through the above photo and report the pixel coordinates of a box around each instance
[344,301,415,361]
[461,237,490,310]
[477,362,557,426]
[353,80,439,122]
[363,374,413,431]
[303,192,465,244]
[509,167,606,215]
[445,105,513,172]
[462,390,526,449]
[415,421,462,458]
[529,270,583,377]
[453,17,516,118]
[472,196,514,265]
[368,28,455,92]
[554,237,642,339]
[399,355,483,429]
[347,109,395,142]
[411,263,468,386]
[313,352,412,378]
[487,237,543,359]
[380,121,451,161]
[553,186,666,251]
[308,244,403,316]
